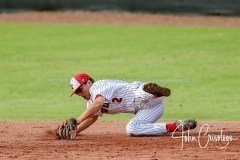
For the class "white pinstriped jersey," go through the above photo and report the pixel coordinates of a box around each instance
[86,79,167,136]
[87,80,144,114]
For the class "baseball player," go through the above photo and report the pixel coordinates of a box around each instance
[55,73,197,140]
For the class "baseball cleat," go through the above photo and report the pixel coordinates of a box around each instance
[143,83,171,97]
[175,119,197,132]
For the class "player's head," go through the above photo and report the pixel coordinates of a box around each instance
[70,73,95,100]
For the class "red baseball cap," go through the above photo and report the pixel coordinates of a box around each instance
[70,73,90,97]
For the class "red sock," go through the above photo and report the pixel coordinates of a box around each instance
[166,123,177,132]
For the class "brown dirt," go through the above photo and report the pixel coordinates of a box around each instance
[0,11,240,26]
[0,120,239,159]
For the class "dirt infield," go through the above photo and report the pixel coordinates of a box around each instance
[0,11,240,26]
[0,121,239,159]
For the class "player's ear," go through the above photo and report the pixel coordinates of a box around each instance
[87,80,92,86]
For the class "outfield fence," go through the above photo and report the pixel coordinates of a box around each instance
[0,0,240,16]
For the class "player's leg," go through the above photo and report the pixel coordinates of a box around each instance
[126,99,197,136]
[127,82,196,136]
[126,99,167,136]
[126,82,168,136]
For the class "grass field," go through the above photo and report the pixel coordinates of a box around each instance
[0,23,239,120]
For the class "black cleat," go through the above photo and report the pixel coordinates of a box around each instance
[143,83,171,97]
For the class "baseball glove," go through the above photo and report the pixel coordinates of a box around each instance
[55,118,78,140]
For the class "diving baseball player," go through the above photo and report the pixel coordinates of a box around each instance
[55,73,197,139]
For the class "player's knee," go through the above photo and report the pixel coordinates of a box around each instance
[126,123,139,136]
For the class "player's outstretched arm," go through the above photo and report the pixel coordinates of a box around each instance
[77,96,104,125]
[76,115,99,134]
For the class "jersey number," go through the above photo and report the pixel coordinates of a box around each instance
[101,98,122,114]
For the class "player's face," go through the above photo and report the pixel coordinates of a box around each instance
[75,80,92,100]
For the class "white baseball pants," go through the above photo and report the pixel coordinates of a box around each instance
[126,84,167,136]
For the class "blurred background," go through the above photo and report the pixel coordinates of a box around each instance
[0,0,240,16]
[0,0,239,121]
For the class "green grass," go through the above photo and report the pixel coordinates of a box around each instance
[0,23,239,120]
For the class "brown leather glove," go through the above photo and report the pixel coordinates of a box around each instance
[55,118,78,140]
